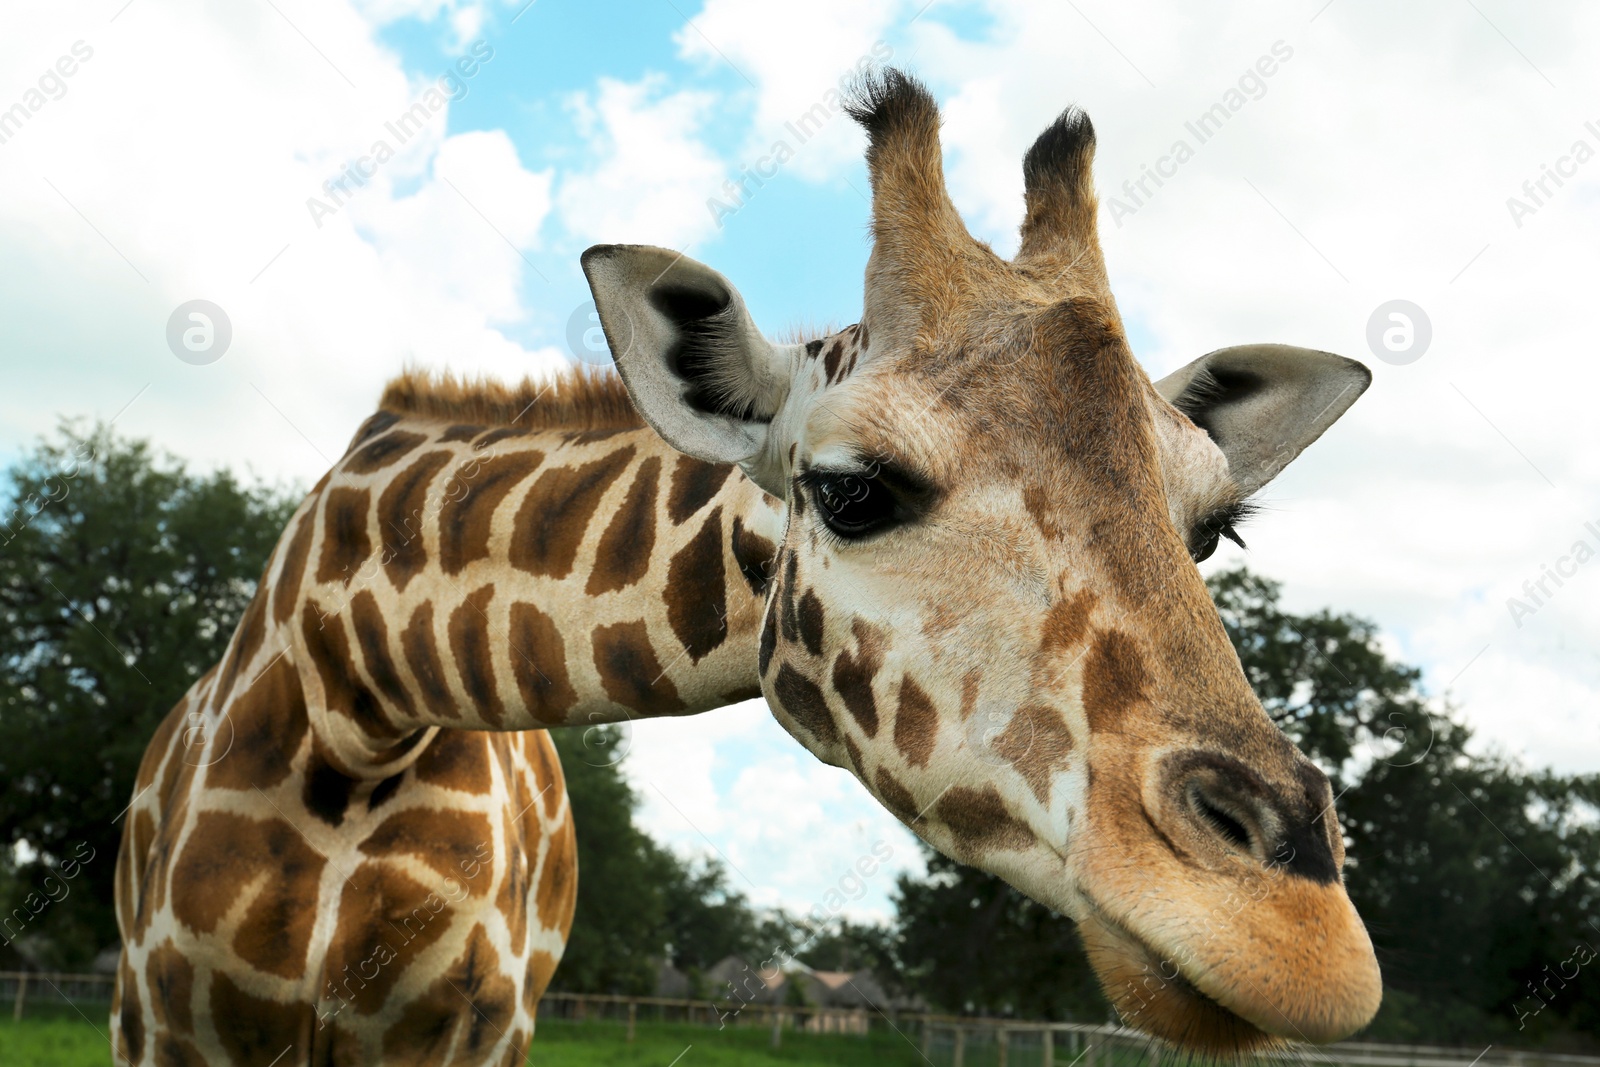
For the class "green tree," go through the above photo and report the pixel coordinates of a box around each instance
[891,853,1109,1020]
[547,724,765,994]
[0,422,296,965]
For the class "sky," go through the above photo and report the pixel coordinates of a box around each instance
[2,0,1598,924]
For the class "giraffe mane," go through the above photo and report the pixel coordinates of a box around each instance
[377,364,645,431]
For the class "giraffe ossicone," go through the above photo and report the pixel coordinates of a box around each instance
[113,67,1377,1065]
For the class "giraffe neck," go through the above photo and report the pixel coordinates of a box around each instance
[267,416,784,775]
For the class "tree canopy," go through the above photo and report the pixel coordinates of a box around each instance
[0,423,297,963]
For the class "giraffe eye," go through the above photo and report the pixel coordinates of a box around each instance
[1189,501,1256,562]
[807,471,897,539]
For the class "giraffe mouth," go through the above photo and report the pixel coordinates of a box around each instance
[1076,903,1282,1055]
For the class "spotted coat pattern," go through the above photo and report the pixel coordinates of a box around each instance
[112,415,784,1066]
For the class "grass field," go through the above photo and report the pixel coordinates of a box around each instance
[0,1013,949,1066]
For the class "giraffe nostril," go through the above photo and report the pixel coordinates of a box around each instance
[1188,783,1256,855]
[1165,753,1279,864]
[1163,752,1342,882]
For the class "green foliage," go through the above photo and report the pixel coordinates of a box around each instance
[0,423,297,965]
[1208,566,1425,776]
[892,854,1107,1020]
[547,725,672,994]
[548,724,766,994]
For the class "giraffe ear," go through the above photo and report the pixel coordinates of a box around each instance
[581,244,797,472]
[1156,344,1371,496]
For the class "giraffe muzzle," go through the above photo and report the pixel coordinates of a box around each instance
[1070,746,1382,1051]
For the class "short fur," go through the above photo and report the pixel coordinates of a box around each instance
[377,365,644,430]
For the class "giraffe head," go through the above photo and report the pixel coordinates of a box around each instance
[583,70,1379,1052]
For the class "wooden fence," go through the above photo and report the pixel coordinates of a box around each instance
[4,972,1597,1067]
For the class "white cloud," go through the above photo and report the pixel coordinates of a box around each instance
[626,701,922,921]
[0,0,561,485]
[675,0,903,182]
[554,75,728,250]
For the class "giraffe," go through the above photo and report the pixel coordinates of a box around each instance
[113,68,1382,1064]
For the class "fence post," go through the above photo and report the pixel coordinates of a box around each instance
[1043,1028,1054,1067]
[998,1027,1009,1067]
[920,1020,933,1058]
[770,1007,782,1050]
[626,1000,637,1043]
[953,1026,966,1067]
[12,973,27,1021]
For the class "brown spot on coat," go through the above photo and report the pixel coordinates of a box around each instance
[117,958,144,1064]
[875,768,918,823]
[169,812,325,979]
[214,588,267,701]
[272,506,317,624]
[936,785,1033,852]
[300,602,401,742]
[586,455,660,594]
[843,735,866,778]
[351,589,416,720]
[378,451,453,592]
[1041,589,1096,651]
[413,732,494,795]
[401,602,457,720]
[1082,629,1148,732]
[536,816,578,933]
[210,973,314,1066]
[823,338,845,381]
[351,410,401,445]
[144,940,192,1036]
[450,584,505,725]
[509,448,635,578]
[1022,484,1065,540]
[496,822,530,955]
[440,450,545,575]
[666,455,732,524]
[665,506,728,663]
[778,552,800,642]
[592,621,685,714]
[773,663,836,746]
[730,516,776,594]
[960,668,982,720]
[894,676,938,768]
[994,704,1073,805]
[204,654,307,791]
[510,601,577,722]
[758,598,778,677]
[796,588,825,656]
[831,619,884,737]
[358,808,494,896]
[316,487,372,585]
[302,746,357,827]
[380,923,521,1065]
[324,865,454,1015]
[440,424,479,443]
[346,430,426,473]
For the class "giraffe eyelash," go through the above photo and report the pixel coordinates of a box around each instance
[1190,500,1258,562]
